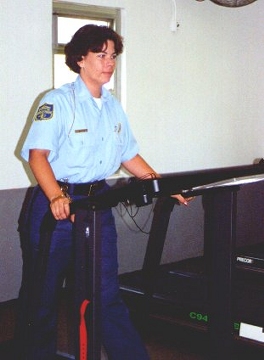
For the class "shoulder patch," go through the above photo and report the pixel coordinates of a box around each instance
[34,103,54,121]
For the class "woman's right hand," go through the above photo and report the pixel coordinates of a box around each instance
[28,149,74,221]
[50,194,72,220]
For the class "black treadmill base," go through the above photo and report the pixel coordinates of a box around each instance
[119,248,264,339]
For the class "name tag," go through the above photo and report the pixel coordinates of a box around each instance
[75,129,88,133]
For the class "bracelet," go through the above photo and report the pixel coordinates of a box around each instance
[50,192,72,204]
[50,194,66,204]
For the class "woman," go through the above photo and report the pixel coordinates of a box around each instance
[16,24,188,360]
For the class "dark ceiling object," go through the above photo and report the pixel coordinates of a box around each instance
[210,0,257,7]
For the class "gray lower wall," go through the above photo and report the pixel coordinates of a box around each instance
[0,188,24,302]
[1,181,264,303]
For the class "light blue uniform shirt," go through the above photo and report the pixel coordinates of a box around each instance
[21,76,139,183]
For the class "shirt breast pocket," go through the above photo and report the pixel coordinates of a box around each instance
[70,130,95,147]
[66,131,96,166]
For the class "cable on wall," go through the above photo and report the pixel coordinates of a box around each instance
[170,0,178,32]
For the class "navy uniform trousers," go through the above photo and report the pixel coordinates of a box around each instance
[14,185,149,360]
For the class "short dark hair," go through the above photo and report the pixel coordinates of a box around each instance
[65,24,124,74]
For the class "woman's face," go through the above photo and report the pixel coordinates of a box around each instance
[78,40,117,95]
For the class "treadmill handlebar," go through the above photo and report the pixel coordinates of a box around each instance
[70,161,264,212]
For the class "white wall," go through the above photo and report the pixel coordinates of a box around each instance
[124,0,264,173]
[1,0,264,190]
[0,1,53,189]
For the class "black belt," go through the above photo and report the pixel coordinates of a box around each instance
[58,180,106,196]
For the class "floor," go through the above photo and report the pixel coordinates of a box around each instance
[1,298,264,360]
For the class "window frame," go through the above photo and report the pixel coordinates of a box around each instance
[52,1,122,99]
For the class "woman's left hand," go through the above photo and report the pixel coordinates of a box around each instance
[172,194,195,206]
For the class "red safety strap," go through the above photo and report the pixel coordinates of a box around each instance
[80,299,90,360]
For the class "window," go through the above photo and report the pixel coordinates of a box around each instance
[52,2,121,97]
